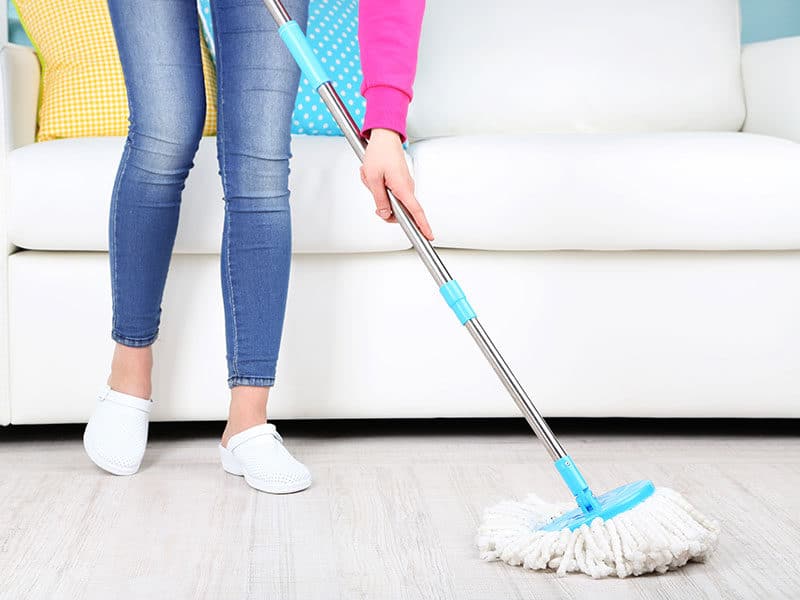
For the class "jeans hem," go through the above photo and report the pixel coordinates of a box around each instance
[112,331,158,348]
[228,376,275,389]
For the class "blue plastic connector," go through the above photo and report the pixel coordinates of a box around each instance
[439,280,477,325]
[555,456,601,514]
[537,479,655,532]
[278,21,330,89]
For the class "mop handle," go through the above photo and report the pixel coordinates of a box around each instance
[263,0,567,463]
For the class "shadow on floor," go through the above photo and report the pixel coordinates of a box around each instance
[1,417,797,444]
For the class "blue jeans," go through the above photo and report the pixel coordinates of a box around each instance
[107,0,308,388]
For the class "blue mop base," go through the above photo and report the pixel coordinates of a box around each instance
[536,480,656,532]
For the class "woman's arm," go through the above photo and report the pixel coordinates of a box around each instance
[357,0,433,240]
[358,0,425,143]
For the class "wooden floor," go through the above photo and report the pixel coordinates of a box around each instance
[1,419,798,600]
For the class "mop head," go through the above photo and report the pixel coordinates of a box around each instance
[476,486,719,578]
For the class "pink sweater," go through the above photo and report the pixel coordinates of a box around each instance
[358,0,425,144]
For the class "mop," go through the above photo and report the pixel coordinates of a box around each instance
[264,0,720,578]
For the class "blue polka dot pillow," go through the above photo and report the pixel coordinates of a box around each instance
[197,0,365,137]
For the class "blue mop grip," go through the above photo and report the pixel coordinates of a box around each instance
[439,280,477,325]
[278,21,330,89]
[555,456,601,514]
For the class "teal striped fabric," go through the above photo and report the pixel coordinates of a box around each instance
[8,1,30,45]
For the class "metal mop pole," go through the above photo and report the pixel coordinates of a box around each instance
[263,0,608,514]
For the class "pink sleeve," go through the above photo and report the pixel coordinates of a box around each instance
[358,0,425,144]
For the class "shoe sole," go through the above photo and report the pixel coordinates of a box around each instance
[218,444,312,494]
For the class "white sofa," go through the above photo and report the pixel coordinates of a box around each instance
[1,0,799,424]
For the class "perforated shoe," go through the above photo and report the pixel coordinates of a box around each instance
[83,384,153,476]
[219,423,312,494]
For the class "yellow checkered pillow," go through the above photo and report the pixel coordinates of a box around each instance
[13,0,217,142]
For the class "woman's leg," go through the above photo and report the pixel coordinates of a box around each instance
[210,0,309,445]
[85,0,207,476]
[106,0,208,399]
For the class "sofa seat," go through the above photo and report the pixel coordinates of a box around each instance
[10,131,800,255]
[7,134,412,254]
[9,249,800,423]
[410,132,800,251]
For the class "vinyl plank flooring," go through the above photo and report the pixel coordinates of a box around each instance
[0,420,798,600]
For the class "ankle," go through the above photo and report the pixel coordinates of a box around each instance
[108,343,153,399]
[222,414,268,448]
[222,385,270,447]
[107,374,152,400]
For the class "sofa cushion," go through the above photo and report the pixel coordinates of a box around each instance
[7,135,411,253]
[410,132,800,251]
[408,0,745,139]
[197,0,366,137]
[13,0,217,142]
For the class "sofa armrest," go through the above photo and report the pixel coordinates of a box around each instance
[742,36,800,143]
[0,43,39,153]
[0,43,39,425]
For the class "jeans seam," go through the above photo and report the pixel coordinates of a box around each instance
[228,375,275,388]
[110,138,131,339]
[212,0,240,381]
[225,208,240,379]
[112,331,157,348]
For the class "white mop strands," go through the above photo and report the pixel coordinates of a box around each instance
[476,486,719,578]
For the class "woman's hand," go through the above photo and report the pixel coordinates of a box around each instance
[360,128,434,241]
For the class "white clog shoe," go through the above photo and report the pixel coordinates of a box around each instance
[83,384,153,476]
[219,423,312,494]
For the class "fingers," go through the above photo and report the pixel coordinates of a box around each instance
[359,166,435,241]
[387,177,434,241]
[361,166,393,221]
